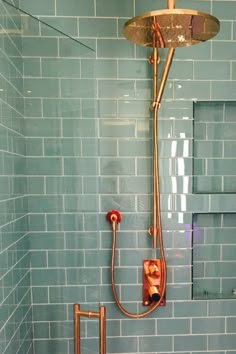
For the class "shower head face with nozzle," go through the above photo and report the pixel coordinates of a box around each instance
[123,9,220,48]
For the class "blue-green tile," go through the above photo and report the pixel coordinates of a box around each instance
[30,232,64,250]
[47,214,83,231]
[118,59,151,79]
[62,119,96,137]
[24,98,42,117]
[174,81,210,100]
[65,232,99,250]
[139,336,172,352]
[56,0,95,16]
[33,340,68,354]
[194,61,230,80]
[225,101,236,121]
[66,268,100,285]
[33,323,49,339]
[157,318,190,335]
[59,38,95,58]
[100,119,135,137]
[64,195,98,212]
[193,176,222,193]
[122,319,155,336]
[174,335,207,351]
[209,334,236,351]
[212,1,236,20]
[106,337,138,353]
[81,59,117,79]
[33,304,67,321]
[49,286,85,303]
[42,58,81,78]
[27,195,63,212]
[40,16,78,37]
[48,250,84,267]
[30,251,47,267]
[22,37,58,57]
[26,138,43,156]
[20,0,55,15]
[98,80,135,99]
[61,79,96,98]
[24,78,59,97]
[64,158,98,175]
[44,138,81,156]
[96,0,134,17]
[31,269,66,286]
[43,98,81,118]
[208,159,236,175]
[97,39,135,58]
[174,301,207,317]
[212,82,236,100]
[26,157,62,175]
[194,101,224,122]
[100,157,135,175]
[23,58,41,77]
[79,18,117,38]
[46,176,82,194]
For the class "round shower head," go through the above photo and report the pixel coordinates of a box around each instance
[123,9,220,48]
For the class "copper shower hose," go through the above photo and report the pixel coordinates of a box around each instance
[109,45,174,318]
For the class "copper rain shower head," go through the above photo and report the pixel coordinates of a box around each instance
[123,9,220,48]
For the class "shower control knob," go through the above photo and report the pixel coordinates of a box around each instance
[106,210,122,224]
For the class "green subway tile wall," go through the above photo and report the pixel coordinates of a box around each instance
[0,0,235,352]
[0,1,33,354]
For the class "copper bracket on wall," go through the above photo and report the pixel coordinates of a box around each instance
[73,304,106,354]
[143,259,166,306]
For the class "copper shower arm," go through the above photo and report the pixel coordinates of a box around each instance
[167,0,175,9]
[74,304,106,354]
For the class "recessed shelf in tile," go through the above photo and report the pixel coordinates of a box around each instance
[192,213,236,300]
[193,101,236,193]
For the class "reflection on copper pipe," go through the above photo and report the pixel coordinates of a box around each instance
[73,304,106,354]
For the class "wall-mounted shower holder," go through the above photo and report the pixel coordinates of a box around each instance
[143,259,166,306]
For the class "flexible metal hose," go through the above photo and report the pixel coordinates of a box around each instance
[110,215,166,318]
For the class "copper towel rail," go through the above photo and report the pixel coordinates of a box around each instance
[73,304,106,354]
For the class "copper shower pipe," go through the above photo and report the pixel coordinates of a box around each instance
[73,304,106,354]
[150,46,175,249]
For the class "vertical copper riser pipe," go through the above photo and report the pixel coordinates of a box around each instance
[99,306,106,354]
[74,304,80,354]
[73,305,106,354]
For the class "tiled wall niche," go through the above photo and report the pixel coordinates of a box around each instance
[192,213,236,300]
[193,101,236,193]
